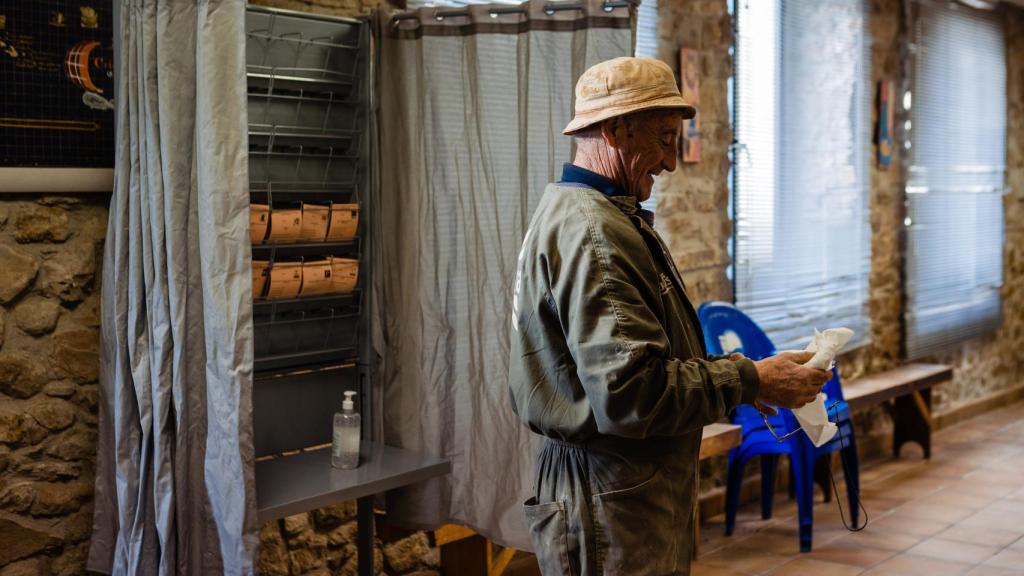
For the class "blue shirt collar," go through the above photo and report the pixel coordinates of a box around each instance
[559,163,655,226]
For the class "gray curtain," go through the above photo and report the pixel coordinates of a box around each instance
[88,0,257,574]
[374,0,632,550]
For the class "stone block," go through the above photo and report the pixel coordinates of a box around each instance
[57,505,92,542]
[0,482,35,513]
[383,532,433,574]
[0,246,38,304]
[51,329,99,383]
[327,520,358,548]
[45,428,96,462]
[13,297,61,337]
[288,547,326,574]
[30,481,91,516]
[15,206,71,244]
[0,406,46,448]
[21,461,80,482]
[43,381,76,398]
[39,240,96,303]
[311,500,356,530]
[0,557,49,576]
[27,398,76,432]
[283,513,311,537]
[0,514,60,566]
[50,542,88,576]
[0,354,48,399]
[258,522,291,576]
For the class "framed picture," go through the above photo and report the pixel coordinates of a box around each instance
[679,47,700,163]
[0,1,115,192]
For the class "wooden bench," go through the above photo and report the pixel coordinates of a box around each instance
[435,423,742,575]
[843,362,952,459]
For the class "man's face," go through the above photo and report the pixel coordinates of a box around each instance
[615,111,681,202]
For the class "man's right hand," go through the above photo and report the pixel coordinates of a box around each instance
[753,351,831,409]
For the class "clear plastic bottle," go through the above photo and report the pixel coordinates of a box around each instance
[332,391,360,469]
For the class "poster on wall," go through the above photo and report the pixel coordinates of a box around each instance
[679,47,700,163]
[0,1,114,168]
[877,80,894,170]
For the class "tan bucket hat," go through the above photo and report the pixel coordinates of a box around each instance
[563,57,696,135]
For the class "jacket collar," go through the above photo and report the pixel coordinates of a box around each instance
[559,163,655,226]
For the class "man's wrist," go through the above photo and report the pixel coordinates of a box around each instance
[735,357,760,405]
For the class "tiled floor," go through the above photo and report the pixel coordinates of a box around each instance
[692,400,1024,576]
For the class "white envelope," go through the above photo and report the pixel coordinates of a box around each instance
[791,328,854,447]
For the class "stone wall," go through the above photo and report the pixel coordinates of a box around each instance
[0,195,107,576]
[651,0,734,305]
[259,504,440,576]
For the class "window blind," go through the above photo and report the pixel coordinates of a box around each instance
[904,2,1005,359]
[635,0,657,58]
[733,0,872,351]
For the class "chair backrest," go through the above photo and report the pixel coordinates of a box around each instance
[697,301,777,361]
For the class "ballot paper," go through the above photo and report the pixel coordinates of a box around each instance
[792,328,854,447]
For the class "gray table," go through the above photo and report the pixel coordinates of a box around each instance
[256,442,451,575]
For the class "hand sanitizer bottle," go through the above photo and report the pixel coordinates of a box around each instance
[332,391,360,469]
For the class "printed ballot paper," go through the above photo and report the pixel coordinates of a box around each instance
[792,328,854,447]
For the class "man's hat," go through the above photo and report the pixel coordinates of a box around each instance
[563,57,697,135]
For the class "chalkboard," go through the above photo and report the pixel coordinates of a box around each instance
[0,1,114,168]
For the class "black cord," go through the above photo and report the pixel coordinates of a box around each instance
[826,402,869,532]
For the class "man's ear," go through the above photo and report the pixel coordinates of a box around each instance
[600,117,626,148]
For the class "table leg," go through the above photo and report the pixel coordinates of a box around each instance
[358,496,374,576]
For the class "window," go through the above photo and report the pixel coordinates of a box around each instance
[733,0,872,351]
[635,0,657,58]
[904,2,1006,359]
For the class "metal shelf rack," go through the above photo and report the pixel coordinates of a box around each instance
[246,4,370,437]
[246,10,449,576]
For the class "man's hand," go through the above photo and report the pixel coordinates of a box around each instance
[753,351,831,409]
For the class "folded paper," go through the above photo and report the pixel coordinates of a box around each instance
[792,327,854,447]
[300,204,330,243]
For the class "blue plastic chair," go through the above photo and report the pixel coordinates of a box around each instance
[697,301,860,553]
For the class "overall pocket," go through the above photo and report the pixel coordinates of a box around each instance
[591,468,677,575]
[524,497,573,576]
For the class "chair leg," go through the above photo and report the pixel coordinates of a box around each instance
[815,456,832,503]
[725,452,746,537]
[760,455,779,519]
[790,441,816,553]
[787,457,796,500]
[840,437,861,529]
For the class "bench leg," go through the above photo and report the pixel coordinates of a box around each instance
[893,389,932,459]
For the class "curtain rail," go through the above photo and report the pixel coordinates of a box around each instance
[392,0,638,22]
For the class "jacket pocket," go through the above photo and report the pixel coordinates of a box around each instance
[524,497,573,576]
[591,468,677,575]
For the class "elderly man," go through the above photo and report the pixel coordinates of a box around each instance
[508,57,830,575]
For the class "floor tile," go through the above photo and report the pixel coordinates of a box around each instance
[916,490,998,511]
[767,557,866,575]
[937,525,1024,549]
[961,510,1024,535]
[897,502,977,523]
[699,543,792,574]
[966,567,1024,576]
[906,537,1001,564]
[868,513,952,538]
[983,548,1024,569]
[835,529,925,553]
[870,553,976,576]
[807,539,897,568]
[731,528,804,557]
[689,562,751,576]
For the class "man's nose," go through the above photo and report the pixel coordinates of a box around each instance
[662,148,677,173]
